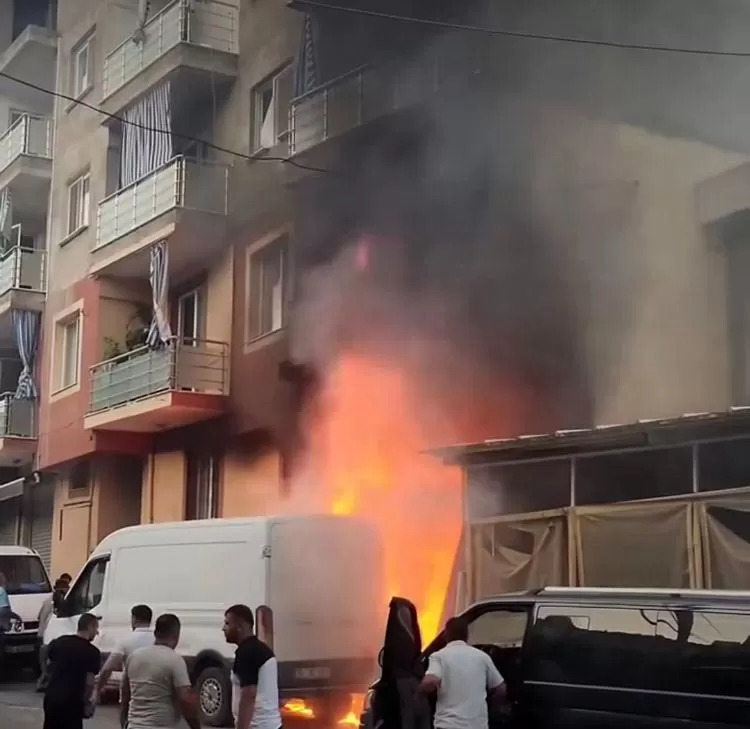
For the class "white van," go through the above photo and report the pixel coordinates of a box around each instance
[0,545,52,673]
[43,515,385,726]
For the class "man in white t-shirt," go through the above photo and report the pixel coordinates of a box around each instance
[96,604,154,696]
[223,603,281,729]
[419,617,505,729]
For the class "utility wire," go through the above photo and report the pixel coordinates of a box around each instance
[0,70,334,174]
[298,0,750,58]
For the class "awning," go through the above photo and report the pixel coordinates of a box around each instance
[0,477,24,503]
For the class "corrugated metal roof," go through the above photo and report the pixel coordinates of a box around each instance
[432,406,750,462]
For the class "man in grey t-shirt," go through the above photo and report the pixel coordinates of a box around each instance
[120,613,200,729]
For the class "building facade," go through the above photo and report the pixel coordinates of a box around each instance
[0,0,58,568]
[35,0,750,576]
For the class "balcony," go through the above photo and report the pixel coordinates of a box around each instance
[0,226,46,317]
[289,44,485,157]
[101,0,239,117]
[85,338,229,432]
[91,156,229,278]
[0,393,36,466]
[0,26,57,107]
[0,114,53,219]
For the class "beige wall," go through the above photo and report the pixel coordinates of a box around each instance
[222,448,282,517]
[141,451,187,523]
[50,455,143,578]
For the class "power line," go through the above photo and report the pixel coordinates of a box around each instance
[0,71,334,175]
[298,1,750,58]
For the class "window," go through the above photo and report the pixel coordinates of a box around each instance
[0,555,50,594]
[177,289,204,346]
[71,34,93,98]
[9,109,24,128]
[67,173,90,235]
[655,609,750,698]
[247,235,287,341]
[185,453,221,520]
[67,460,91,498]
[467,608,529,648]
[526,606,660,691]
[252,64,294,150]
[64,557,108,616]
[55,313,81,391]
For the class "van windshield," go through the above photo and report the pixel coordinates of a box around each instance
[0,555,50,594]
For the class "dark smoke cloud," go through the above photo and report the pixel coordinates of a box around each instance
[291,23,643,441]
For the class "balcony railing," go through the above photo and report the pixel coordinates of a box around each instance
[102,0,239,99]
[0,226,45,296]
[0,393,36,438]
[95,156,229,250]
[289,45,486,155]
[0,114,53,174]
[88,337,229,414]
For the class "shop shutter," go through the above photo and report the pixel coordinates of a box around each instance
[29,483,54,571]
[0,499,19,545]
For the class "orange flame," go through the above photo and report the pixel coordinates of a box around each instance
[282,699,315,719]
[305,355,462,642]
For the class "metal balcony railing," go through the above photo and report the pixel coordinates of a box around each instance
[95,156,229,250]
[0,114,53,173]
[0,392,36,438]
[102,0,239,98]
[289,45,486,155]
[88,337,229,414]
[0,226,46,296]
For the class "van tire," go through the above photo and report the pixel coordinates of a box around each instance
[196,665,232,727]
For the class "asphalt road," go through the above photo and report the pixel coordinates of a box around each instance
[0,680,129,728]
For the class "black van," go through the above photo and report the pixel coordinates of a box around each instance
[363,587,750,728]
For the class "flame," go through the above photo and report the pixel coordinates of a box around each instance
[305,355,462,642]
[338,694,366,726]
[282,699,315,719]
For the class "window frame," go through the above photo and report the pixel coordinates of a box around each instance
[66,172,90,236]
[177,288,204,346]
[60,556,109,617]
[245,232,289,344]
[71,33,94,99]
[56,312,81,392]
[251,63,294,152]
[185,452,221,520]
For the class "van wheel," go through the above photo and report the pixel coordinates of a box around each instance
[196,665,232,727]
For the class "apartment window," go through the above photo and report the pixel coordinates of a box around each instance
[252,65,294,150]
[185,454,221,520]
[247,235,287,341]
[67,173,90,235]
[177,289,204,345]
[56,313,81,391]
[72,34,93,98]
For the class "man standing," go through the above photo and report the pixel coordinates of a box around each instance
[43,613,100,729]
[223,604,281,729]
[96,603,153,695]
[419,617,505,729]
[121,612,200,729]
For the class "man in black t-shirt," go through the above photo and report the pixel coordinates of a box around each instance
[223,604,282,729]
[44,613,101,729]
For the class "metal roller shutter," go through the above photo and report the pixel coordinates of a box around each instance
[0,499,18,545]
[29,483,54,571]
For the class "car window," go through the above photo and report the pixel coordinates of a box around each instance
[468,609,528,647]
[0,555,50,594]
[525,605,661,691]
[65,558,108,615]
[656,609,750,697]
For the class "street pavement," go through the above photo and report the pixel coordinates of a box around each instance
[0,679,126,728]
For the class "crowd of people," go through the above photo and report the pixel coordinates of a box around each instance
[40,602,282,729]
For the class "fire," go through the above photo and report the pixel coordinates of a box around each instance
[305,355,462,641]
[282,699,315,719]
[338,694,366,726]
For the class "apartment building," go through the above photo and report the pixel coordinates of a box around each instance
[0,0,57,566]
[39,0,306,577]
[36,0,750,577]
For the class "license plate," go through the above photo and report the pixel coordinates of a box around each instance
[5,644,35,654]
